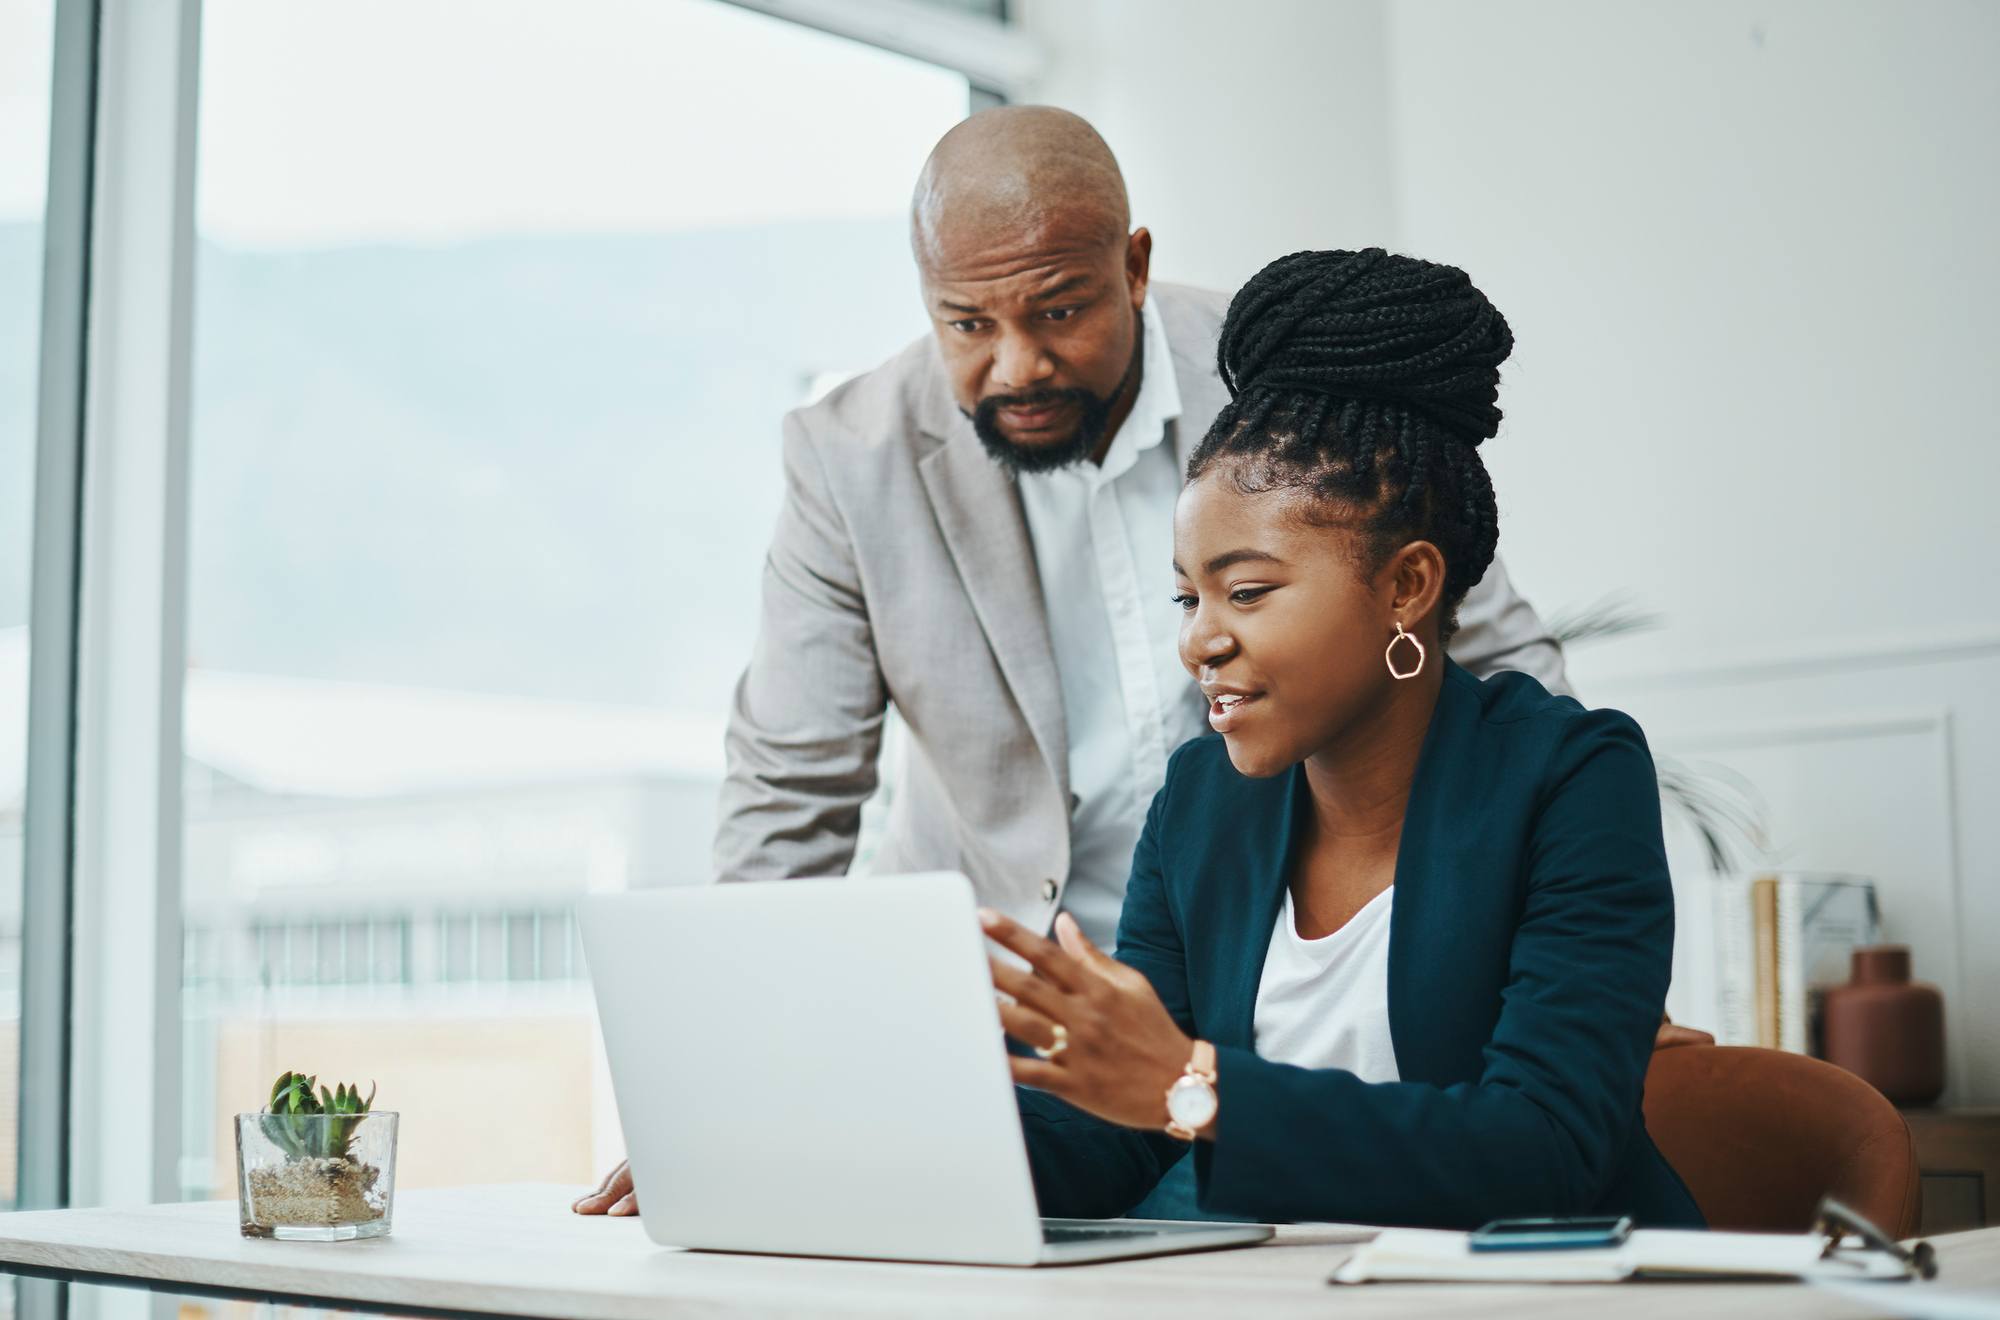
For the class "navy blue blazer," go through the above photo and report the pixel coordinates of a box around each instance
[1020,660,1704,1228]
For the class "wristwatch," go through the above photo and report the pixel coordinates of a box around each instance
[1164,1039,1218,1140]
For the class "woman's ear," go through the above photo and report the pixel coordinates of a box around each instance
[1387,540,1448,631]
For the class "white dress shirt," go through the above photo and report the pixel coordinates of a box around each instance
[1252,884,1401,1082]
[1016,304,1208,949]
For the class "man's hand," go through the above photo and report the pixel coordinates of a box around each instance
[572,1160,638,1216]
[1654,1015,1715,1050]
[981,908,1193,1132]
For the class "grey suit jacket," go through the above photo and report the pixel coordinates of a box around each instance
[713,283,1569,927]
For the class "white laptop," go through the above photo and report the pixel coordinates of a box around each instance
[578,872,1273,1266]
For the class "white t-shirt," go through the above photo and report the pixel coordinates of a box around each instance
[1015,305,1205,949]
[1252,883,1401,1082]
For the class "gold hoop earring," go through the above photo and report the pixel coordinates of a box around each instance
[1386,621,1425,681]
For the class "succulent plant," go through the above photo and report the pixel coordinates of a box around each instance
[259,1070,377,1161]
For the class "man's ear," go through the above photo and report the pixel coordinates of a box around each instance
[1388,540,1448,631]
[1126,227,1152,307]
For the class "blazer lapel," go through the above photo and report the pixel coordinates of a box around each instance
[1206,667,1473,1064]
[906,292,1230,836]
[1385,663,1478,1084]
[1216,763,1307,1051]
[915,390,1070,804]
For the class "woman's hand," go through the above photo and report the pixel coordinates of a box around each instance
[981,907,1195,1132]
[571,1160,638,1215]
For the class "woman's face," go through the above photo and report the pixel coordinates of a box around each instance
[1171,468,1408,778]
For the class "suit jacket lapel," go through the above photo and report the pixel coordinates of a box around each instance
[907,290,1232,828]
[1208,666,1472,1063]
[1216,763,1306,1051]
[915,378,1070,804]
[1385,662,1475,1084]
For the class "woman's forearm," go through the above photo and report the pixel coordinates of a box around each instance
[1017,1086,1183,1218]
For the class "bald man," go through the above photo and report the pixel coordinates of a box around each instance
[575,107,1575,1218]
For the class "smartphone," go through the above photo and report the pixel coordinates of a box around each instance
[1467,1215,1634,1252]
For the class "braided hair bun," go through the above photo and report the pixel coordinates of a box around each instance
[1190,248,1514,636]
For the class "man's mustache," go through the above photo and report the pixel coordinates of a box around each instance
[975,387,1096,416]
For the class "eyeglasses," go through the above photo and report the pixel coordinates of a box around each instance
[1814,1194,1937,1281]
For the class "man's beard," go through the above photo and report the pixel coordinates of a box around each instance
[966,334,1143,476]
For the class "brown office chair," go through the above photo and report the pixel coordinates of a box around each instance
[1642,1043,1922,1237]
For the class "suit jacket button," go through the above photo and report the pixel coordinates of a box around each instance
[1041,877,1059,902]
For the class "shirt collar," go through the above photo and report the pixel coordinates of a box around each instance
[1131,299,1183,446]
[1093,301,1183,480]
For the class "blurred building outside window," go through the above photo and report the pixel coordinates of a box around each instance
[174,0,974,1209]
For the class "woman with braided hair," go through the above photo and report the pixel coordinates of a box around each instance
[977,248,1704,1227]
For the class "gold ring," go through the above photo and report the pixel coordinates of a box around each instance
[1034,1023,1069,1060]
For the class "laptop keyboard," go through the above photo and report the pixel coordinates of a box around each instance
[1042,1224,1175,1244]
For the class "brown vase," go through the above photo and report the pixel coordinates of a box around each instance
[1821,945,1945,1105]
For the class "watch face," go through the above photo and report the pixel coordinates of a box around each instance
[1166,1076,1217,1129]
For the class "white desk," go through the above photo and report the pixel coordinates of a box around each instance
[1,1184,1995,1319]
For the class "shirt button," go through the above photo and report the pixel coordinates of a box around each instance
[1041,877,1059,902]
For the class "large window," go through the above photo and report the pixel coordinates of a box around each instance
[178,0,970,1203]
[0,0,56,1228]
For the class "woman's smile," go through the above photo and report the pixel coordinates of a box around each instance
[1204,686,1264,732]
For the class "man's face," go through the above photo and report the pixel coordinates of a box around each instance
[919,216,1151,472]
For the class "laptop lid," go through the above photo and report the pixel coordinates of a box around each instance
[579,873,1048,1264]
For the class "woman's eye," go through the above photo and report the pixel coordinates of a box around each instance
[1170,593,1197,611]
[1229,586,1272,605]
[950,319,983,334]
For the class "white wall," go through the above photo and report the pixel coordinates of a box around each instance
[1017,0,1397,294]
[1389,0,1999,673]
[1023,0,2000,1102]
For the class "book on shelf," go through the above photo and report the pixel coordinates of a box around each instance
[1713,873,1880,1054]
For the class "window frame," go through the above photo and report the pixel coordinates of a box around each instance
[720,0,1036,97]
[19,0,97,1228]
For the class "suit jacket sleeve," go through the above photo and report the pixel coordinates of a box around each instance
[1017,783,1189,1215]
[1192,711,1674,1225]
[712,409,888,883]
[1449,554,1573,697]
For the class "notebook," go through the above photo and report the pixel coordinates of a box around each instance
[1332,1228,1914,1284]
